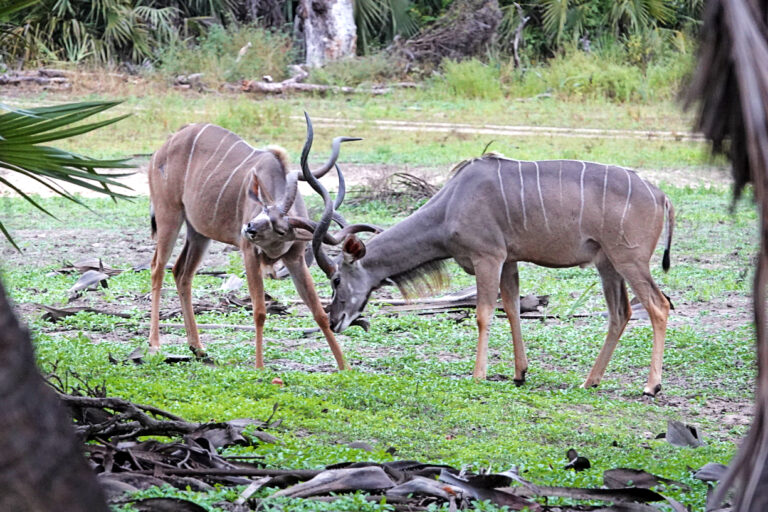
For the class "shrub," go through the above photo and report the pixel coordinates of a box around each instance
[156,25,294,85]
[308,54,402,87]
[434,59,503,100]
[501,47,694,103]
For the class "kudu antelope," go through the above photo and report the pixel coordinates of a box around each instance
[305,153,675,396]
[147,116,361,370]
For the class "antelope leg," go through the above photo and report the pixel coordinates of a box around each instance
[500,261,528,384]
[148,213,183,354]
[242,248,268,369]
[282,253,350,371]
[172,223,211,358]
[583,255,631,389]
[472,256,504,380]
[621,264,670,396]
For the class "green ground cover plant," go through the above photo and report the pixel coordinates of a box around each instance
[0,162,755,510]
[155,25,295,84]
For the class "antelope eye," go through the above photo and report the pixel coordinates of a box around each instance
[332,276,341,287]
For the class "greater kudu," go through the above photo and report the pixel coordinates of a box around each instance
[306,154,675,396]
[147,117,360,370]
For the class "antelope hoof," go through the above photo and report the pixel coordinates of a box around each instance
[513,370,527,387]
[642,383,662,398]
[472,370,487,381]
[189,346,214,364]
[581,378,600,389]
[147,345,160,356]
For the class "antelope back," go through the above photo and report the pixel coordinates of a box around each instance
[149,123,303,247]
[445,157,668,264]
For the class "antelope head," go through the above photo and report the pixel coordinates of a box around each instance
[298,113,383,332]
[241,169,299,244]
[240,113,360,258]
[327,234,377,332]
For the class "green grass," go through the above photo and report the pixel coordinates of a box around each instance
[0,80,753,511]
[0,172,757,510]
[155,24,295,85]
[8,88,712,174]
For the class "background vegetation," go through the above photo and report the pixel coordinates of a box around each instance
[0,0,751,510]
[0,0,703,104]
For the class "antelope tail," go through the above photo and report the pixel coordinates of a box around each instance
[150,202,157,240]
[662,197,675,272]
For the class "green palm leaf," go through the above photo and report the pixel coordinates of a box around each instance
[0,101,134,250]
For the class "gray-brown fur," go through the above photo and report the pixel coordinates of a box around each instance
[322,154,674,396]
[390,259,450,300]
[147,121,351,371]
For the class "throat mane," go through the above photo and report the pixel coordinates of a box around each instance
[390,259,450,300]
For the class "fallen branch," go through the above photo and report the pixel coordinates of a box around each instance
[241,64,417,95]
[241,80,413,95]
[131,467,322,479]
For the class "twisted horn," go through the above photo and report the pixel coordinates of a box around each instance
[333,163,346,210]
[285,217,382,245]
[299,111,362,181]
[332,163,348,228]
[279,171,299,215]
[300,112,360,277]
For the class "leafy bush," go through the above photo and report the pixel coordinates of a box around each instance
[308,54,402,87]
[156,24,294,84]
[501,47,694,103]
[433,59,503,100]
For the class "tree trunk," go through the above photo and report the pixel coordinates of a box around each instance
[0,281,108,511]
[295,0,357,67]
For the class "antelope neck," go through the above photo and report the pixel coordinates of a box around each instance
[360,207,448,285]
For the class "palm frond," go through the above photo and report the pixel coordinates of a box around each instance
[0,101,134,249]
[538,0,571,43]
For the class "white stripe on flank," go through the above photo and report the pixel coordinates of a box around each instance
[638,175,659,224]
[212,149,259,221]
[199,128,232,176]
[518,160,527,230]
[185,124,212,179]
[534,161,550,232]
[601,164,608,233]
[620,168,633,232]
[578,161,586,235]
[200,139,246,190]
[496,159,512,227]
[163,128,185,180]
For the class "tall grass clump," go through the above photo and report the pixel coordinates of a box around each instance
[433,59,503,100]
[308,54,402,87]
[501,47,694,103]
[156,25,293,84]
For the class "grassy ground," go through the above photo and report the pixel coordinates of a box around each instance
[0,90,756,510]
[5,87,713,170]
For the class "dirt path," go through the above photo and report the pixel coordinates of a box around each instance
[0,160,731,199]
[304,115,706,142]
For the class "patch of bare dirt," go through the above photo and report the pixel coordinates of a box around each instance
[0,160,730,200]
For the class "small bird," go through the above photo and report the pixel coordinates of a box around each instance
[564,448,591,472]
[236,41,252,62]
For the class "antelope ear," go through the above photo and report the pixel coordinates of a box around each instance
[248,174,261,203]
[342,235,366,263]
